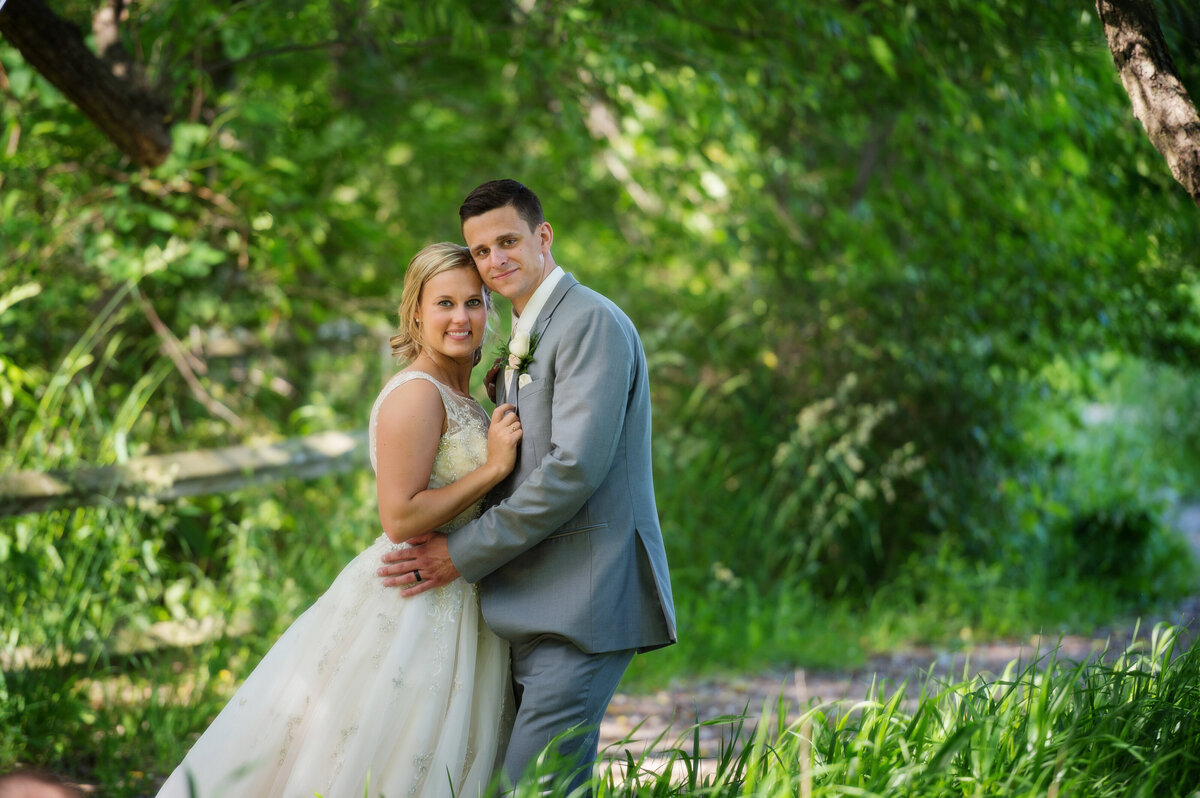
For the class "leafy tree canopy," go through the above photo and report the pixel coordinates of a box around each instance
[2,0,1199,590]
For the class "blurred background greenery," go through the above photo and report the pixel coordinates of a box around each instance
[2,0,1200,791]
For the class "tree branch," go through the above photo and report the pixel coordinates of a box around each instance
[0,0,172,167]
[1097,0,1200,209]
[204,38,354,73]
[135,290,245,429]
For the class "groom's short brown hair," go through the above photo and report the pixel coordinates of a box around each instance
[459,179,545,232]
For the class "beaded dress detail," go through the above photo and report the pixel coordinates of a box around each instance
[156,371,511,798]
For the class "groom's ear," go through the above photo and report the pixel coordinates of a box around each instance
[538,221,553,249]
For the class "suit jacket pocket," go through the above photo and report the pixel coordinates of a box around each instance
[516,377,547,400]
[547,521,608,540]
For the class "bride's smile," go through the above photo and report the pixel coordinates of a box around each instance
[415,267,488,362]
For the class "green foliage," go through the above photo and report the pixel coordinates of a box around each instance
[760,374,927,594]
[1063,503,1156,580]
[565,628,1200,796]
[4,0,1200,788]
[0,470,377,789]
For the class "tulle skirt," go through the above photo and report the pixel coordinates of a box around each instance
[156,536,511,798]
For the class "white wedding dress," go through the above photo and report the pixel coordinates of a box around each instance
[156,371,511,798]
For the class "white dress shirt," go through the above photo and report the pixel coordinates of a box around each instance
[505,266,565,398]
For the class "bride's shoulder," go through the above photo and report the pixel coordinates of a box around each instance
[380,369,443,392]
[368,372,448,471]
[379,370,446,401]
[372,371,446,421]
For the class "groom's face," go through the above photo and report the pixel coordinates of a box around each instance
[463,204,552,315]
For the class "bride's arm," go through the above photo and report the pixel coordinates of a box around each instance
[374,379,521,543]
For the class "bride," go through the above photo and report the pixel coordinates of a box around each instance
[156,242,520,798]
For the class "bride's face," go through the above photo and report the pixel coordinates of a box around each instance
[415,267,488,361]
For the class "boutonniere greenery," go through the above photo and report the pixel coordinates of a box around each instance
[497,330,540,375]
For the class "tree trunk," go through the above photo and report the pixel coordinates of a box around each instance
[1097,0,1200,209]
[0,0,171,167]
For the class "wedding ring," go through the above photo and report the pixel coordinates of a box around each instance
[414,570,422,583]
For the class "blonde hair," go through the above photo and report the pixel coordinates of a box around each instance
[389,242,488,361]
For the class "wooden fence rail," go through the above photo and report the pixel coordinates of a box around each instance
[0,430,368,518]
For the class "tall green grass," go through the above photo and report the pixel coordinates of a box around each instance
[582,626,1199,797]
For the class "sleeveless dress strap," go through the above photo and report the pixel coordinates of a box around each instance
[368,371,453,472]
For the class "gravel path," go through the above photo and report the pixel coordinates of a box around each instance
[599,503,1200,761]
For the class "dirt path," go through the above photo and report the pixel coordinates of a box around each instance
[599,503,1200,759]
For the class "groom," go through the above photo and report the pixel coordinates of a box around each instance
[378,178,677,791]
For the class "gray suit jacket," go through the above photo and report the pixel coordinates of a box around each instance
[447,274,677,654]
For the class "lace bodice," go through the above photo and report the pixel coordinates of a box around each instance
[369,371,491,534]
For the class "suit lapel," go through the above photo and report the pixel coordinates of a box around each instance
[502,274,576,407]
[534,273,578,336]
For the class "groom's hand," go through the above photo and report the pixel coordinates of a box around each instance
[377,533,460,596]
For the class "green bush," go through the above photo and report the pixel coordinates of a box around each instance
[1064,504,1156,581]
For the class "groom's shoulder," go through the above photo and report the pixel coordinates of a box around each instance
[564,279,634,325]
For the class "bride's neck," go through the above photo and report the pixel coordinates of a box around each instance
[412,351,472,395]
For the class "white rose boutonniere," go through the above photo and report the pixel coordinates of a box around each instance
[497,330,539,376]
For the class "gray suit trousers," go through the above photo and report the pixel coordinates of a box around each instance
[502,637,635,794]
